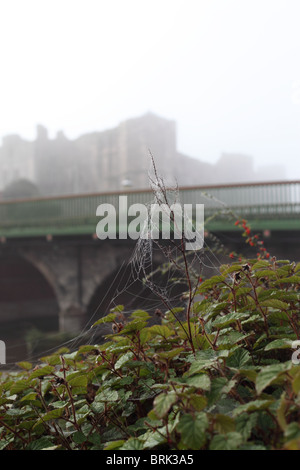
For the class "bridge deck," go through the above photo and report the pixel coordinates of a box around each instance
[0,181,299,238]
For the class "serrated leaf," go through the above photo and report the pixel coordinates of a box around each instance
[10,380,30,395]
[186,350,229,376]
[233,399,274,417]
[153,391,177,418]
[148,325,175,338]
[260,299,289,310]
[285,422,300,441]
[157,347,184,361]
[189,395,207,411]
[20,392,38,402]
[210,432,242,450]
[96,389,119,402]
[220,264,243,275]
[235,413,258,441]
[29,365,54,379]
[264,338,293,351]
[104,440,125,450]
[130,310,150,320]
[92,313,117,327]
[214,414,236,434]
[256,362,291,395]
[115,352,134,370]
[255,270,277,279]
[198,275,226,291]
[275,275,300,284]
[34,408,64,428]
[68,375,88,390]
[120,438,144,450]
[227,348,251,369]
[252,260,271,270]
[177,413,208,450]
[17,361,33,371]
[186,374,211,391]
[142,429,167,449]
[26,437,55,450]
[212,312,249,329]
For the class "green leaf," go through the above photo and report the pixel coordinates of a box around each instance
[177,412,208,450]
[20,392,38,402]
[0,437,14,451]
[235,413,258,441]
[34,408,64,428]
[96,389,119,402]
[40,354,61,366]
[189,395,207,411]
[227,348,251,369]
[292,372,300,394]
[260,299,289,310]
[130,310,150,320]
[10,380,30,395]
[285,422,300,441]
[256,362,291,395]
[233,399,274,417]
[153,391,177,418]
[212,312,249,329]
[120,438,144,450]
[26,437,55,450]
[117,320,147,335]
[209,432,243,450]
[92,313,117,327]
[115,351,134,369]
[111,305,124,313]
[207,377,228,406]
[198,275,226,291]
[29,365,54,379]
[264,338,294,351]
[72,431,87,444]
[148,325,175,338]
[220,264,243,275]
[142,429,168,449]
[255,270,277,279]
[186,350,229,375]
[214,414,236,434]
[252,260,271,270]
[17,361,33,371]
[104,440,125,450]
[186,374,211,391]
[68,375,88,390]
[277,393,288,431]
[157,347,184,361]
[275,275,300,284]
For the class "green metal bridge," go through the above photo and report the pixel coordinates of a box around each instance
[0,180,299,238]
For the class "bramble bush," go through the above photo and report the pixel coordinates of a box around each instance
[0,250,299,450]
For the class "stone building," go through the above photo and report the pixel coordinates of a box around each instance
[0,112,285,199]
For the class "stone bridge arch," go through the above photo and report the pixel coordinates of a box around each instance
[0,252,59,327]
[20,241,137,332]
[0,237,186,336]
[85,254,189,330]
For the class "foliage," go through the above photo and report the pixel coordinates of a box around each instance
[0,255,299,450]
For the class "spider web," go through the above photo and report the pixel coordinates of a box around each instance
[4,157,240,366]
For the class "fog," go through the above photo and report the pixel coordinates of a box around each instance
[0,0,300,197]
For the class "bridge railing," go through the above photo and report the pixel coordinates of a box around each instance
[0,181,299,237]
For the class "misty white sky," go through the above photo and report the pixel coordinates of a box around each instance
[0,0,300,179]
